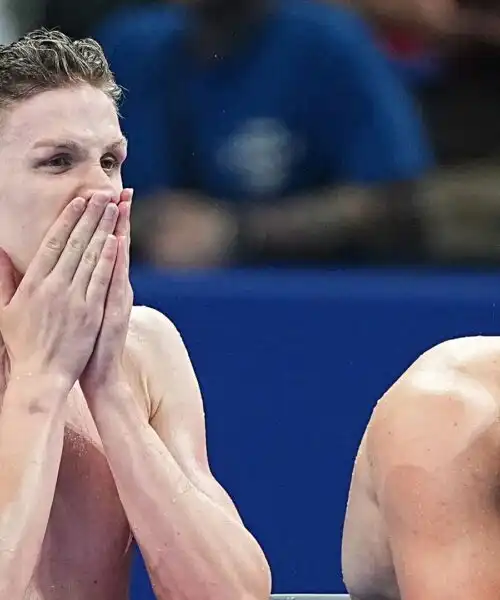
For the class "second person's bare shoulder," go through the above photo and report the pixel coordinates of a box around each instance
[404,335,500,399]
[365,336,500,469]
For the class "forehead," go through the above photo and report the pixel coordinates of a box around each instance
[0,85,122,150]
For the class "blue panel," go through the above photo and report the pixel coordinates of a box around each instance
[129,267,500,596]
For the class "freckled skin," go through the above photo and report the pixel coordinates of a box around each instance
[343,337,500,600]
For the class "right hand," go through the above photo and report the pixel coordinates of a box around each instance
[352,0,457,35]
[0,193,120,391]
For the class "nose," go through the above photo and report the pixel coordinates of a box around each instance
[75,166,122,204]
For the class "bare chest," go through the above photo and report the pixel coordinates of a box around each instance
[29,399,132,599]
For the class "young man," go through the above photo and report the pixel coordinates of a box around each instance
[342,336,500,599]
[0,29,271,600]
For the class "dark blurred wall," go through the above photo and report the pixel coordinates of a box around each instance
[41,0,163,38]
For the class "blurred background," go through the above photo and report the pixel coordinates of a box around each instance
[5,0,500,596]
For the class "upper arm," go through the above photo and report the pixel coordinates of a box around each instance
[314,8,433,183]
[369,382,500,599]
[130,306,243,521]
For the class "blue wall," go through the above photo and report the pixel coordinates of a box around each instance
[129,267,500,598]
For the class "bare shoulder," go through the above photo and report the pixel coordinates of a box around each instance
[125,304,190,373]
[127,305,182,345]
[346,338,500,600]
[124,305,201,415]
[125,304,191,367]
[122,306,192,417]
[367,336,500,478]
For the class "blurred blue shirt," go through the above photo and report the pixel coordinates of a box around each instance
[96,0,433,203]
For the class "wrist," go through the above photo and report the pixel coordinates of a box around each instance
[80,357,128,396]
[10,363,73,392]
[4,369,71,414]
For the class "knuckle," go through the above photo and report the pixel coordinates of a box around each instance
[95,272,111,288]
[68,238,85,253]
[21,278,38,297]
[45,236,64,253]
[45,276,63,297]
[82,249,99,269]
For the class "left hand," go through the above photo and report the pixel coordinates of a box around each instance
[149,194,238,268]
[79,188,134,399]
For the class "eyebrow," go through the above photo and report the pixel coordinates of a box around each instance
[31,136,128,153]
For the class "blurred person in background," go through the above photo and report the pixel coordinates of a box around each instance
[339,0,500,265]
[96,0,433,269]
[343,0,500,41]
[41,0,160,40]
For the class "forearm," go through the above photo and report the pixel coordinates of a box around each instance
[343,0,448,34]
[238,183,416,256]
[92,396,270,600]
[0,375,67,598]
[349,0,500,42]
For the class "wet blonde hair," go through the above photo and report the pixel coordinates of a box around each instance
[0,28,122,112]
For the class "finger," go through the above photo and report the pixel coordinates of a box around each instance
[0,248,17,308]
[114,236,128,289]
[126,203,131,272]
[115,201,132,272]
[113,235,130,311]
[114,201,130,238]
[106,235,128,303]
[86,234,118,305]
[25,197,86,281]
[56,193,114,281]
[120,188,134,205]
[72,202,119,291]
[118,190,133,248]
